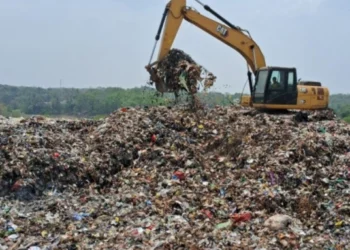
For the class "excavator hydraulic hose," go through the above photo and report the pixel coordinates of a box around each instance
[148,7,169,65]
[194,0,239,30]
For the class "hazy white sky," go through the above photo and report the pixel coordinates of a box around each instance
[0,0,349,94]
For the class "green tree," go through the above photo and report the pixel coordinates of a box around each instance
[0,103,9,116]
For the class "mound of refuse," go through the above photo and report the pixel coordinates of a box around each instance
[0,107,350,249]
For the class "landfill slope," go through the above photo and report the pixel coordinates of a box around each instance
[0,106,349,249]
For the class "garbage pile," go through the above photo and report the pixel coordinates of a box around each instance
[146,48,216,96]
[1,107,350,249]
[293,109,337,123]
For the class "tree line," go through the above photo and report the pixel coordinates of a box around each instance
[0,84,350,120]
[0,84,239,119]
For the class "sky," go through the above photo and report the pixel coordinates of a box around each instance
[0,0,349,94]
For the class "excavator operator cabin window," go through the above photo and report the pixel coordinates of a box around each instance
[288,72,295,89]
[270,71,281,83]
[255,70,268,96]
[270,70,284,90]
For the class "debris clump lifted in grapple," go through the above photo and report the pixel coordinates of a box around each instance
[146,48,216,98]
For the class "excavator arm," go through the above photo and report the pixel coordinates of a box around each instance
[146,0,266,99]
[146,0,330,111]
[156,0,266,74]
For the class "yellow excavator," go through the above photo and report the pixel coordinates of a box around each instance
[145,0,329,110]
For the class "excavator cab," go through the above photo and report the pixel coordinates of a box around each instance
[247,66,329,110]
[252,67,298,106]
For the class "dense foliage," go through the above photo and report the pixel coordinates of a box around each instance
[0,84,240,118]
[0,84,349,121]
[329,94,350,122]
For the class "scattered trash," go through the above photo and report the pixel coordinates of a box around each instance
[264,214,294,230]
[0,106,349,249]
[215,220,233,230]
[72,212,90,221]
[28,247,41,250]
[231,212,252,223]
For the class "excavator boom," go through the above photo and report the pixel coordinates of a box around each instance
[157,0,266,74]
[146,0,330,111]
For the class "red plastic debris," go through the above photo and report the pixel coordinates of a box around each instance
[79,196,88,204]
[151,134,157,143]
[231,212,252,223]
[202,209,213,219]
[173,171,186,181]
[11,180,23,191]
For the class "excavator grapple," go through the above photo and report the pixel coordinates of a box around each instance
[146,48,216,96]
